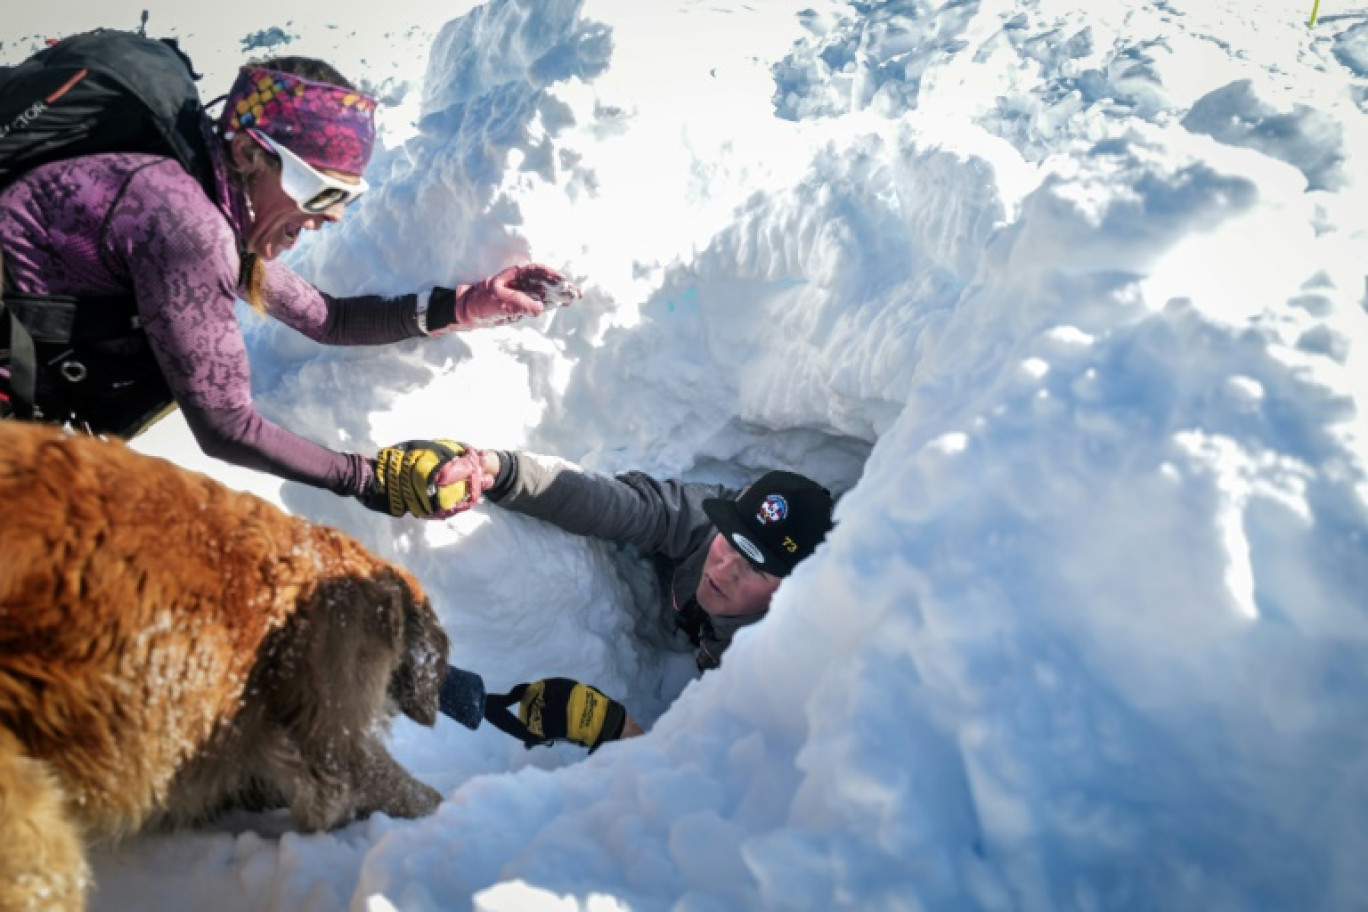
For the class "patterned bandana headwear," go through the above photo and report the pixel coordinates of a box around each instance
[218,65,376,176]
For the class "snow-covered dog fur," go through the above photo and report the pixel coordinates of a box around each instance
[0,423,449,911]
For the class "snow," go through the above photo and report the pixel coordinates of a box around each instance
[6,0,1368,908]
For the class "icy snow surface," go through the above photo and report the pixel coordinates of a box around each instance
[6,0,1367,908]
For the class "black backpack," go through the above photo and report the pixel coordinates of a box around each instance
[0,29,218,437]
[0,29,215,195]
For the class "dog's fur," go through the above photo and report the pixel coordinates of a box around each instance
[0,423,450,911]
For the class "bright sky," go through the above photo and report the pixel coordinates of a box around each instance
[7,0,1367,909]
[2,0,476,146]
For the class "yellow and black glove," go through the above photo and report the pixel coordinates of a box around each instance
[483,678,628,753]
[361,439,479,519]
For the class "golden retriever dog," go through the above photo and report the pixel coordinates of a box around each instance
[0,422,449,911]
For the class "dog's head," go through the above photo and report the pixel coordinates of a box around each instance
[386,586,451,727]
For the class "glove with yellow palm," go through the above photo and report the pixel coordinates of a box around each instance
[360,439,488,519]
[483,678,628,753]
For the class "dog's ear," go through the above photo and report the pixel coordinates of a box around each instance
[389,594,450,727]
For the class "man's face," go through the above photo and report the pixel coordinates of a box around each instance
[695,532,782,618]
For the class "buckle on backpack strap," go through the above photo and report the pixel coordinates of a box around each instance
[59,359,88,383]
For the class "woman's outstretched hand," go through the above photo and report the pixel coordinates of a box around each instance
[455,264,581,328]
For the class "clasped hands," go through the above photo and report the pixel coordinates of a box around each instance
[361,439,500,520]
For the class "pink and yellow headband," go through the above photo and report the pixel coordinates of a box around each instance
[218,65,376,176]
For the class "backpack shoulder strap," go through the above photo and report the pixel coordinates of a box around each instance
[1,251,36,419]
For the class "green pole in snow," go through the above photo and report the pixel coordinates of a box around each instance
[1308,0,1321,27]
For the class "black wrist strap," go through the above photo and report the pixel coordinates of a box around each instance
[592,699,628,753]
[427,286,459,331]
[485,449,518,500]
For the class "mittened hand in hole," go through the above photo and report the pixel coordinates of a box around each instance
[510,266,581,308]
[456,264,579,328]
[484,677,629,753]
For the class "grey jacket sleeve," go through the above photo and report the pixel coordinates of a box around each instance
[490,451,729,561]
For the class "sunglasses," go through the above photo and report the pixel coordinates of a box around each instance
[247,128,369,213]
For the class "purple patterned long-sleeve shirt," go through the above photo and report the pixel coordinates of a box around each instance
[0,143,421,495]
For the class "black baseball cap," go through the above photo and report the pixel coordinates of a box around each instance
[702,471,835,578]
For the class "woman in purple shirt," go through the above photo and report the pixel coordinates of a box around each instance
[0,55,572,519]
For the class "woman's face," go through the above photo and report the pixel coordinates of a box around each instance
[694,532,782,618]
[235,135,357,261]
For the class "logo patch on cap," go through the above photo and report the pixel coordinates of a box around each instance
[731,533,765,565]
[756,494,788,524]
